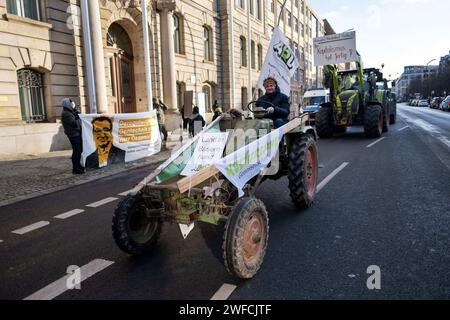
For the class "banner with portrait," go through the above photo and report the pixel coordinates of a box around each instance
[80,111,161,168]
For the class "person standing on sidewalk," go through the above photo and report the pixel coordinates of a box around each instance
[153,98,168,149]
[61,98,85,174]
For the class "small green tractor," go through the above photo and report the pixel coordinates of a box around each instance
[316,57,395,138]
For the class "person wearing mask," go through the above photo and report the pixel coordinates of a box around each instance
[61,98,85,174]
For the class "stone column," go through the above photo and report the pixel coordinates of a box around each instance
[88,0,108,113]
[157,1,180,131]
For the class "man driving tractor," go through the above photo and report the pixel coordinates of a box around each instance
[256,77,290,128]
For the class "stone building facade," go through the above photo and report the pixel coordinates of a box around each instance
[0,0,325,155]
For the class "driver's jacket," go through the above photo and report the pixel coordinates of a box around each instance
[256,85,290,121]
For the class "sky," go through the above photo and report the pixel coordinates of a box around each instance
[310,0,450,79]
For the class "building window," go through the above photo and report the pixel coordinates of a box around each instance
[17,69,46,123]
[251,40,256,69]
[203,26,213,61]
[202,84,212,112]
[277,2,284,21]
[249,0,254,15]
[269,0,275,13]
[173,13,184,54]
[241,87,248,109]
[294,17,299,33]
[240,36,247,67]
[287,10,292,27]
[257,44,263,70]
[294,0,299,8]
[7,0,41,20]
[256,0,262,19]
[236,0,245,9]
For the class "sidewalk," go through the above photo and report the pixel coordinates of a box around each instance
[0,132,188,208]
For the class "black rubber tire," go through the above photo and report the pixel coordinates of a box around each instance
[112,194,162,255]
[333,125,347,134]
[389,113,396,124]
[382,106,390,133]
[364,105,383,138]
[223,197,269,279]
[316,106,334,138]
[288,135,318,209]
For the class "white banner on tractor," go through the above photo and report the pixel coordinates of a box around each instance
[313,31,357,66]
[257,27,299,96]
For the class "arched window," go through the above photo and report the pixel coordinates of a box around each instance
[173,13,184,54]
[240,36,247,67]
[251,40,256,69]
[203,26,213,61]
[202,84,212,112]
[17,69,46,122]
[257,44,263,70]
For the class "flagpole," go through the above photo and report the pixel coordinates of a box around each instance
[277,0,289,27]
[247,0,252,105]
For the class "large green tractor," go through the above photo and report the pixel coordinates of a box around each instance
[316,61,391,138]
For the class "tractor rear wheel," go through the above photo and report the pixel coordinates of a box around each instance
[364,105,383,138]
[223,197,269,279]
[112,194,162,255]
[288,135,318,209]
[316,106,334,138]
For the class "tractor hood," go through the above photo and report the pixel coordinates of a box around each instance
[337,90,360,115]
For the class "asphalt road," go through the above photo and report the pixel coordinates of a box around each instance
[1,103,449,300]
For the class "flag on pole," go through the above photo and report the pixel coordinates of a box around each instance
[257,27,300,96]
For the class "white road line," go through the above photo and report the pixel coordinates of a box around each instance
[12,221,50,235]
[86,197,118,208]
[366,137,386,148]
[398,126,409,131]
[210,283,237,300]
[118,189,133,196]
[317,162,349,193]
[24,259,114,300]
[54,209,85,220]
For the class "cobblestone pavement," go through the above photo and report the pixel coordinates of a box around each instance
[0,136,187,207]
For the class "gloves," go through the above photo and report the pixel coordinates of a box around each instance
[266,107,275,115]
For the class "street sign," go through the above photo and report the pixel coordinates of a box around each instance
[313,31,357,66]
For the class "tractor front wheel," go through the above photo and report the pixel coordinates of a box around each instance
[364,105,383,138]
[316,106,334,138]
[223,198,269,279]
[288,135,318,209]
[112,194,162,255]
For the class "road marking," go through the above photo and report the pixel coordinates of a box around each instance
[54,209,85,220]
[24,259,114,300]
[118,189,134,196]
[210,283,237,300]
[12,221,50,235]
[317,162,349,193]
[398,126,409,131]
[86,197,118,208]
[367,137,386,148]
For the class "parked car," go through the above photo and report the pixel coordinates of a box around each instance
[418,100,429,107]
[440,96,450,111]
[430,97,442,109]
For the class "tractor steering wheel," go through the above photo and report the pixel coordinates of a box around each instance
[246,100,277,114]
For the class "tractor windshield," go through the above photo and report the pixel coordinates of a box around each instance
[339,73,358,91]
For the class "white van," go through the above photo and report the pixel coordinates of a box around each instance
[301,89,330,114]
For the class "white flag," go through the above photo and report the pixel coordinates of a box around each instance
[257,27,300,96]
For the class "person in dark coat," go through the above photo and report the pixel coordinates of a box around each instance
[61,98,85,174]
[189,106,205,137]
[256,77,290,128]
